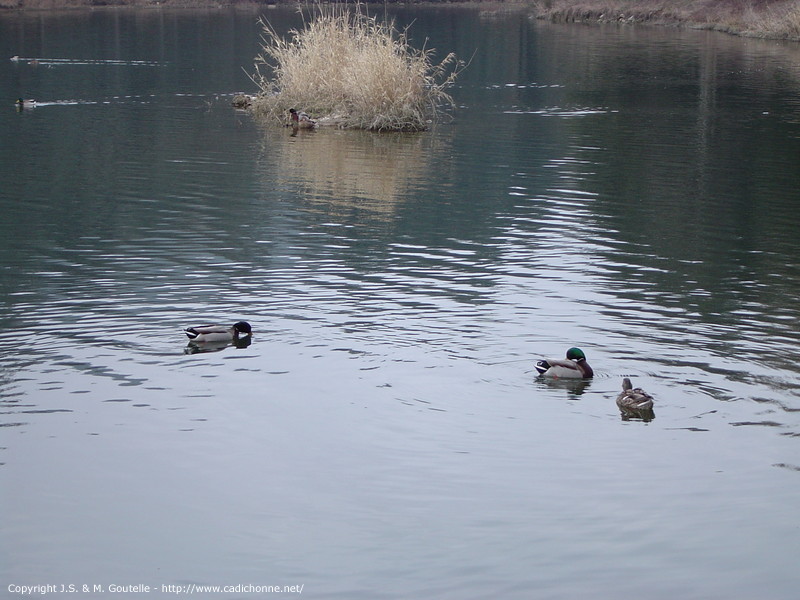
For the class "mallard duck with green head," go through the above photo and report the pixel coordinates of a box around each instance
[535,347,594,378]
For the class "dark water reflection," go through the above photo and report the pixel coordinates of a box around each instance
[1,7,799,599]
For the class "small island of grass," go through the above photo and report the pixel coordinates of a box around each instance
[248,4,463,132]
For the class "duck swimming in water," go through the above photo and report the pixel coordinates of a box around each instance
[184,321,252,343]
[616,378,654,411]
[535,347,594,378]
[16,97,36,109]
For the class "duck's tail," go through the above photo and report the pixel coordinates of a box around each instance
[534,360,551,375]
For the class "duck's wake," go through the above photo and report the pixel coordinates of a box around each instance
[10,55,166,67]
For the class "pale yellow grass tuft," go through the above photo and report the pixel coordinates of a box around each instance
[250,5,462,132]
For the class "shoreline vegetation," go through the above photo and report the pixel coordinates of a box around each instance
[2,0,799,41]
[529,0,800,41]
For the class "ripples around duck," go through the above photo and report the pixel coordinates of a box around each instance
[3,92,800,414]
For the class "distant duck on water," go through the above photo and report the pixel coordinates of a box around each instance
[16,97,35,109]
[184,321,252,343]
[231,94,253,109]
[535,347,594,379]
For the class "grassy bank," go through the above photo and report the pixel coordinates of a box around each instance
[3,0,799,42]
[527,0,800,40]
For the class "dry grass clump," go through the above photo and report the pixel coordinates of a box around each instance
[250,5,462,132]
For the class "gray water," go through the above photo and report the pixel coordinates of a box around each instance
[2,6,800,599]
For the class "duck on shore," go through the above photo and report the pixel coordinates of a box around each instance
[289,108,316,129]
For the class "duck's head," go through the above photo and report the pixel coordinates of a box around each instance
[16,97,23,105]
[566,347,587,361]
[233,321,252,336]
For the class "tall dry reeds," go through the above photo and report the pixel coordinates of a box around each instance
[250,4,462,132]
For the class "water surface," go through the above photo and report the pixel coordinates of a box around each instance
[1,7,800,599]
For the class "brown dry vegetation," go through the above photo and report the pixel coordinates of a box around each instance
[3,0,799,42]
[250,5,462,131]
[528,0,800,40]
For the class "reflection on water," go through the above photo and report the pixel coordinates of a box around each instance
[184,336,253,355]
[265,126,451,217]
[1,6,800,599]
[534,377,593,399]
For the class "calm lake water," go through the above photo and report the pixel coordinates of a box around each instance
[2,6,800,599]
